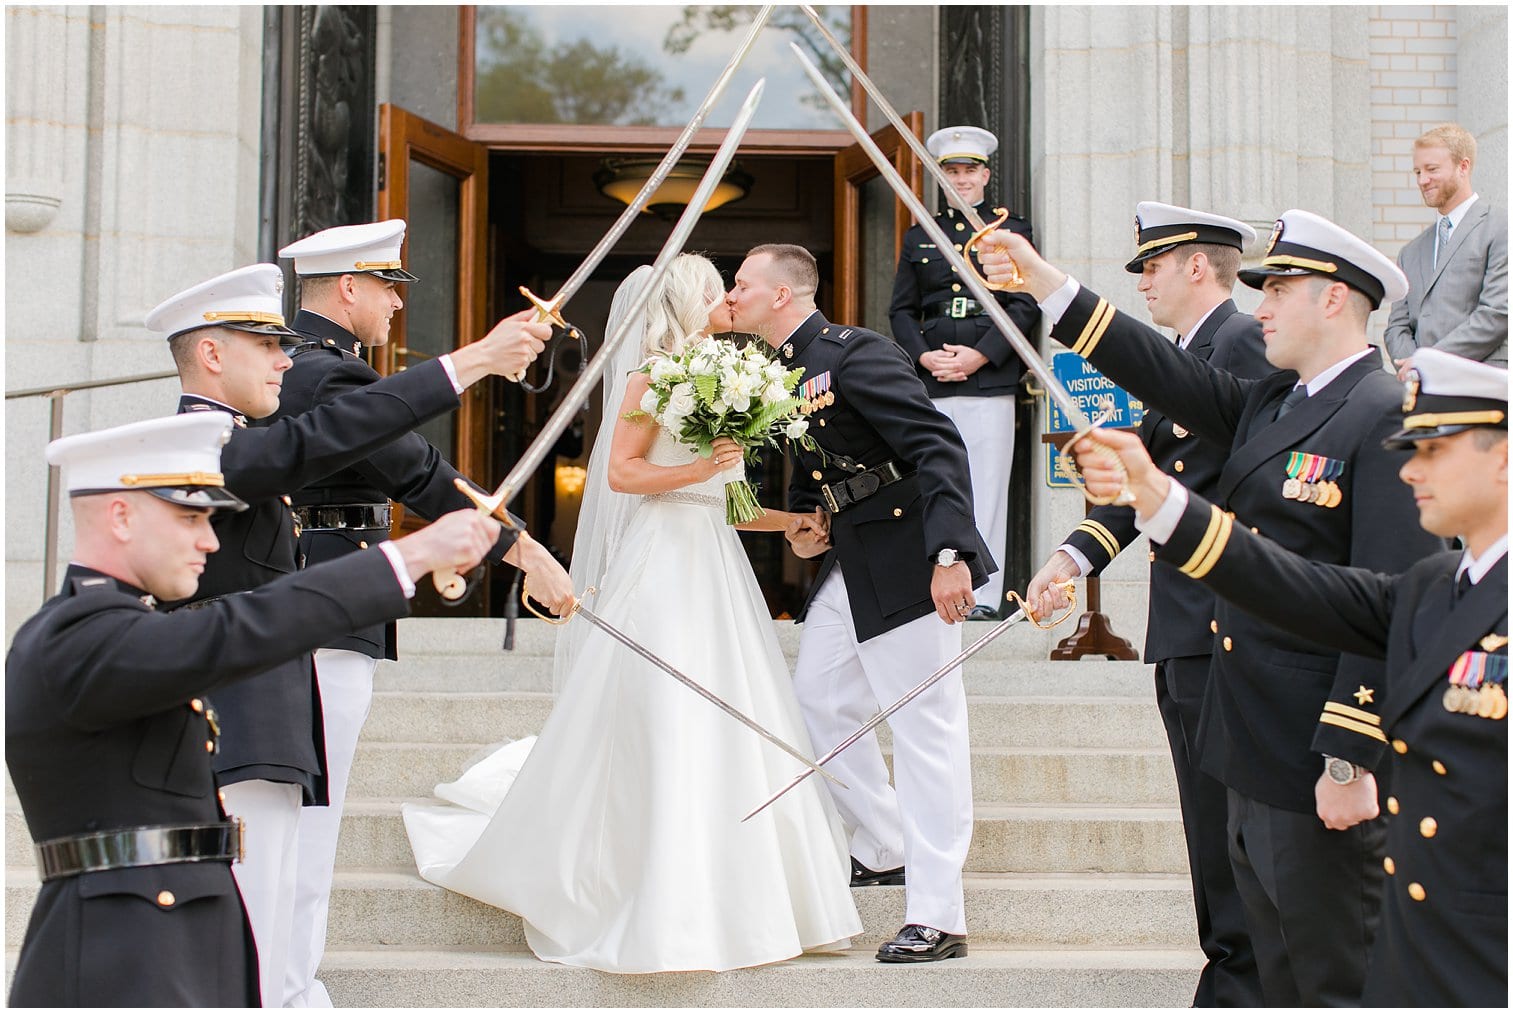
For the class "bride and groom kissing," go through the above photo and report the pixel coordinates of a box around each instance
[404,244,996,971]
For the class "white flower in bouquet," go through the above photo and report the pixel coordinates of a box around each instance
[639,387,661,414]
[763,362,787,382]
[761,380,789,405]
[785,418,810,440]
[666,382,697,420]
[719,368,758,413]
[649,356,684,384]
[688,350,718,376]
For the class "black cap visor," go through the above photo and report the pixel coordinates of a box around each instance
[1126,224,1247,274]
[144,485,249,512]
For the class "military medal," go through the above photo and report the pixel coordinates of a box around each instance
[1445,650,1509,718]
[799,371,834,415]
[1481,633,1508,652]
[1283,451,1308,499]
[1283,478,1303,500]
[782,343,794,360]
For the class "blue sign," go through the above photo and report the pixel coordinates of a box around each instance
[1045,352,1144,488]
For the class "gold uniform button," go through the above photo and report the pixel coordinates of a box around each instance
[205,741,215,753]
[1392,739,1408,755]
[1419,817,1438,838]
[358,541,369,550]
[1432,760,1447,775]
[1209,620,1219,633]
[218,791,227,803]
[1174,460,1185,473]
[951,283,962,292]
[1251,526,1259,534]
[1147,550,1156,562]
[921,257,929,264]
[1408,882,1426,902]
[1383,856,1395,875]
[190,699,204,713]
[812,470,823,481]
[281,495,292,506]
[156,890,175,907]
[955,222,966,232]
[892,508,903,517]
[1222,637,1233,652]
[821,327,830,334]
[1387,796,1399,815]
[954,243,963,251]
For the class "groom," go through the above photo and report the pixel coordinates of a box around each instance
[727,244,994,963]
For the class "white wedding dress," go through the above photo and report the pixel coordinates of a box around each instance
[403,430,861,973]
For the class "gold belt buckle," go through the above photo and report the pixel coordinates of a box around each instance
[948,296,969,319]
[233,818,246,863]
[821,483,841,514]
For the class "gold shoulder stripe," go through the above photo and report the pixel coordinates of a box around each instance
[1187,510,1232,580]
[1323,701,1381,726]
[1071,298,1114,357]
[1319,712,1388,743]
[1075,519,1121,560]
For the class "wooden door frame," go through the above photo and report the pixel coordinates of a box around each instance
[375,103,490,485]
[832,112,923,325]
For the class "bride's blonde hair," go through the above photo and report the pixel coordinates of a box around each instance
[641,254,725,360]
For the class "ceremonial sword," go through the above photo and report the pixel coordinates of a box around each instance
[788,41,1134,506]
[431,76,768,600]
[504,5,776,383]
[521,587,846,790]
[741,583,1077,822]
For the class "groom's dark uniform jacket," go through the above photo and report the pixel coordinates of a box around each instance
[783,310,995,641]
[270,309,521,661]
[1153,489,1507,1008]
[172,358,459,804]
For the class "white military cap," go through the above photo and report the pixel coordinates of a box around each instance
[145,264,297,342]
[1240,209,1409,309]
[925,125,998,165]
[46,413,247,511]
[1126,201,1258,273]
[1384,347,1509,448]
[279,219,419,283]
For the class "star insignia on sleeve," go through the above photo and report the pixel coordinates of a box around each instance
[1353,685,1375,705]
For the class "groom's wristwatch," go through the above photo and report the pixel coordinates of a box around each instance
[1323,756,1366,785]
[934,548,961,567]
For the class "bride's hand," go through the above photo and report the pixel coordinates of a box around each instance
[693,437,745,482]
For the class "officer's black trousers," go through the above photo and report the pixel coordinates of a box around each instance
[1155,657,1262,1006]
[1226,788,1386,1006]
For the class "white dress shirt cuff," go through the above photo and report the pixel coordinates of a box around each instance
[1038,277,1082,324]
[437,354,464,395]
[377,541,417,599]
[1055,544,1095,578]
[1134,480,1190,545]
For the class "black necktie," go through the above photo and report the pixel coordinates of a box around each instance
[1274,385,1308,421]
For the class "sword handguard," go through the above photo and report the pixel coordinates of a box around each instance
[519,580,584,625]
[962,208,1025,292]
[1006,580,1077,630]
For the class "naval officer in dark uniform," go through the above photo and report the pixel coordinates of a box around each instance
[728,243,993,963]
[145,262,552,1003]
[1026,202,1272,1005]
[272,219,574,1007]
[985,211,1445,1004]
[888,125,1038,617]
[6,412,502,1007]
[1066,346,1507,1007]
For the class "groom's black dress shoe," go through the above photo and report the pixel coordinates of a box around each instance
[850,857,905,887]
[875,923,968,963]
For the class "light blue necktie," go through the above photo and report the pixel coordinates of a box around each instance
[1434,215,1453,268]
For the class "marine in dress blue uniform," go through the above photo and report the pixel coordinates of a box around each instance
[888,126,1039,614]
[1034,203,1273,1006]
[1077,347,1508,1007]
[6,414,420,1007]
[985,210,1446,1004]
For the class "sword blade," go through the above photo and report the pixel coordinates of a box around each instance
[788,43,1090,431]
[537,5,775,315]
[573,600,848,791]
[796,4,987,232]
[742,606,1032,823]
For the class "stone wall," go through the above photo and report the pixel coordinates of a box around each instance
[5,5,265,623]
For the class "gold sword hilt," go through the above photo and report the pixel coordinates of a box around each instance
[1006,579,1078,629]
[1055,398,1137,506]
[961,208,1025,293]
[507,286,577,383]
[519,580,587,625]
[429,478,521,602]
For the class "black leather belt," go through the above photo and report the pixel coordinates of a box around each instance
[820,461,907,514]
[35,821,244,882]
[925,297,986,320]
[293,503,391,532]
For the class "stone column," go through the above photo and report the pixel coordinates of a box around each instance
[5,7,70,233]
[1456,5,1509,203]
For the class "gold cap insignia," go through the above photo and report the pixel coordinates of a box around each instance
[1265,219,1284,256]
[1402,369,1420,412]
[1133,214,1143,247]
[275,276,284,294]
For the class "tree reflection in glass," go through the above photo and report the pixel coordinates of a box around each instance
[473,5,852,130]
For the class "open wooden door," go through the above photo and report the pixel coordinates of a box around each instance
[376,103,490,529]
[832,111,924,327]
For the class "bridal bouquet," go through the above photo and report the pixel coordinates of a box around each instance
[632,339,812,525]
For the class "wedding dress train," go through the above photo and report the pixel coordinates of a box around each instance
[403,431,861,973]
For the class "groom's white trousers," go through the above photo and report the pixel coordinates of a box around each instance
[792,566,973,935]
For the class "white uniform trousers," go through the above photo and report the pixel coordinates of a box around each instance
[792,566,973,934]
[933,394,1014,611]
[221,779,303,1008]
[283,648,378,1007]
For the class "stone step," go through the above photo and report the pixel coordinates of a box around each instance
[5,867,1198,950]
[6,801,1184,878]
[359,691,1169,750]
[348,742,1179,805]
[377,654,1158,698]
[3,944,1203,1007]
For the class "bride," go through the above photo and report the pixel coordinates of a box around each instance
[403,255,862,973]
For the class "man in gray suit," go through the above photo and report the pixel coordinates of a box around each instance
[1384,123,1508,371]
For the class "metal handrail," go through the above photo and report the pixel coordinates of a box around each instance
[6,369,180,600]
